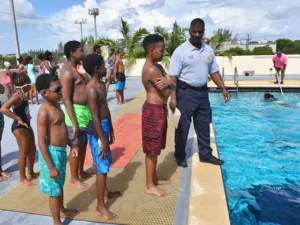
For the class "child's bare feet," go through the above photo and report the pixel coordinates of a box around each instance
[105,191,122,200]
[144,185,169,197]
[121,101,127,104]
[117,102,122,105]
[154,179,172,185]
[0,171,12,179]
[27,172,39,179]
[70,180,91,190]
[79,171,94,179]
[60,208,79,217]
[96,206,118,220]
[20,178,35,187]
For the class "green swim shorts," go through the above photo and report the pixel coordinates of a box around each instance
[61,104,91,128]
[39,145,67,197]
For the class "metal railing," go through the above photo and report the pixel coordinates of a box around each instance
[234,66,239,93]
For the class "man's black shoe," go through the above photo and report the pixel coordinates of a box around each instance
[200,156,224,165]
[175,158,188,167]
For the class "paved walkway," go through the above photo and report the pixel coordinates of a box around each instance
[0,77,143,225]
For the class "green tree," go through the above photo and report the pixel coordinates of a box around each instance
[221,47,250,56]
[252,46,273,55]
[210,29,238,53]
[276,39,294,51]
[95,38,118,52]
[154,21,188,69]
[80,37,89,54]
[118,17,149,70]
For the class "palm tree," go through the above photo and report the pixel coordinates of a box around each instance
[118,18,149,70]
[209,29,239,54]
[86,35,96,53]
[80,37,89,54]
[154,21,188,69]
[95,38,118,51]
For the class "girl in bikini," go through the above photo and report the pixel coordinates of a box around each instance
[0,73,39,187]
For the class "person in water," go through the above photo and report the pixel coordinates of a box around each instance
[264,93,290,107]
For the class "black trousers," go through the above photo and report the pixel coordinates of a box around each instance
[175,84,212,160]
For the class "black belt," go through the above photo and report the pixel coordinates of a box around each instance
[177,80,207,91]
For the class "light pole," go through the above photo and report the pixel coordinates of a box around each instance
[10,0,20,60]
[75,19,87,40]
[88,8,99,40]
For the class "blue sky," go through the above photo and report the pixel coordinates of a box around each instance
[1,0,300,55]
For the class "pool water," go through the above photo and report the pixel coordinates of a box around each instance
[210,92,300,225]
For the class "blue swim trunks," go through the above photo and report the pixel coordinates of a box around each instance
[116,81,125,91]
[86,119,112,174]
[109,66,114,72]
[39,145,67,197]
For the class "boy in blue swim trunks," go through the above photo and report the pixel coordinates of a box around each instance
[114,48,126,105]
[83,54,121,220]
[36,74,79,225]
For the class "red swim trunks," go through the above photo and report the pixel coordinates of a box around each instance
[142,101,168,156]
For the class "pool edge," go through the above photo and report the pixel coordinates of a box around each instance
[188,123,231,225]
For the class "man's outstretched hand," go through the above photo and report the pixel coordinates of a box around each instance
[222,89,230,103]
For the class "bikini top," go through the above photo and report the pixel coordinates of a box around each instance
[108,57,114,63]
[13,93,31,124]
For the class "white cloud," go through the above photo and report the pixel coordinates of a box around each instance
[0,0,36,25]
[2,0,300,53]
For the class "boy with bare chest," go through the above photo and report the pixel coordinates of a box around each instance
[83,54,121,220]
[142,34,176,197]
[36,74,79,225]
[60,41,91,190]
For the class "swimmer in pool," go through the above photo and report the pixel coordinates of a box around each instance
[264,93,290,107]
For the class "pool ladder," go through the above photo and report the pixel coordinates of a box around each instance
[227,67,239,93]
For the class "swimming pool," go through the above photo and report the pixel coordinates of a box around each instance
[210,92,300,225]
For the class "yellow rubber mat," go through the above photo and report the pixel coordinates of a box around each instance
[0,91,182,225]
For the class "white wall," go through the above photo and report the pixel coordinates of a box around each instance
[215,55,300,76]
[126,55,300,76]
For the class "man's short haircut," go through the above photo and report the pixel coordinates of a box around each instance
[17,56,24,64]
[25,56,33,62]
[93,44,101,53]
[83,54,104,76]
[44,50,53,60]
[64,41,81,59]
[142,34,164,53]
[36,74,59,93]
[117,48,123,54]
[38,53,44,60]
[190,18,205,27]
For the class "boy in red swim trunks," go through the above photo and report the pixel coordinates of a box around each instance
[141,34,176,197]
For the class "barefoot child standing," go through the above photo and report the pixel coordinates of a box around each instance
[83,54,121,220]
[0,73,38,187]
[60,41,91,190]
[141,34,175,197]
[35,74,79,225]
